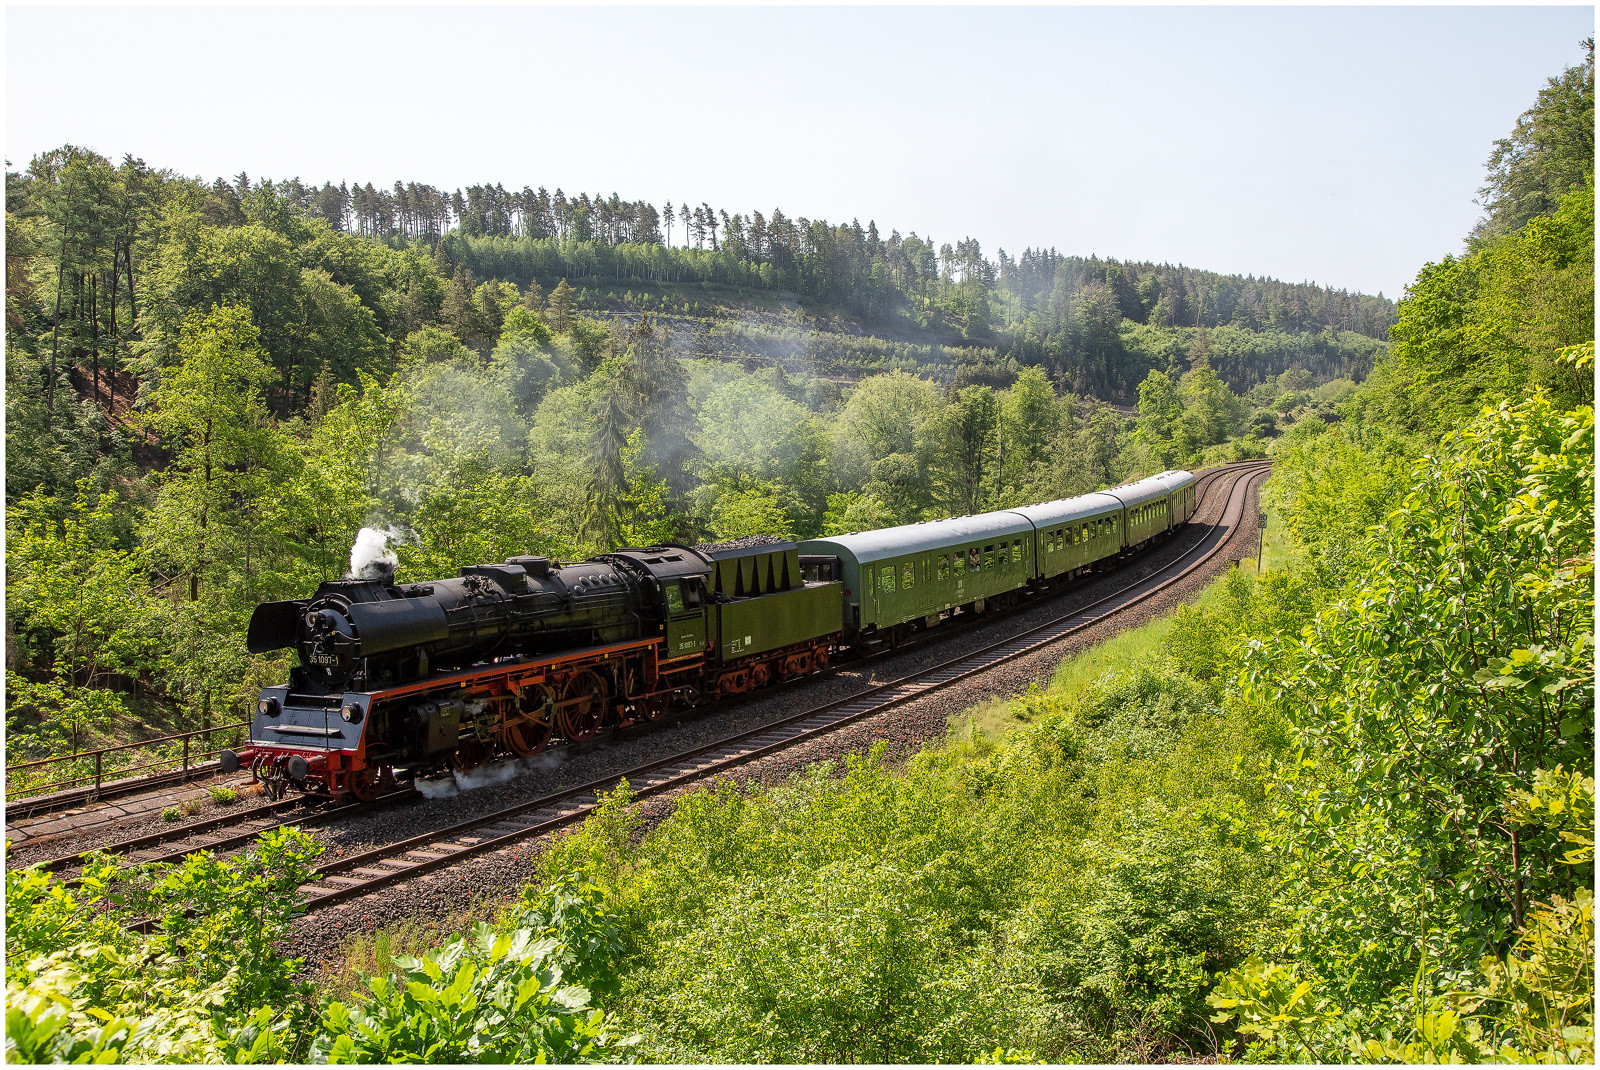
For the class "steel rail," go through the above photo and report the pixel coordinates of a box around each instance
[292,461,1269,912]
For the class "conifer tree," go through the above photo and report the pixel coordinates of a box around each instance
[547,278,575,332]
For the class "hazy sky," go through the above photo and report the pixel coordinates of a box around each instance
[7,5,1593,298]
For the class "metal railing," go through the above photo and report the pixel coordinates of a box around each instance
[6,720,252,802]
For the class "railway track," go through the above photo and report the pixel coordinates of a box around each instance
[27,461,1262,895]
[30,790,416,882]
[6,762,235,821]
[294,460,1269,913]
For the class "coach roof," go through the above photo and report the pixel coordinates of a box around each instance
[800,511,1034,565]
[1101,472,1183,509]
[1009,491,1126,529]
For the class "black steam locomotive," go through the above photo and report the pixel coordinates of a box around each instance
[228,542,840,800]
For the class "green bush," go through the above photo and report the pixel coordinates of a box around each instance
[1238,379,1594,1024]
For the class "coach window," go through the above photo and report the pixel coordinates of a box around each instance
[968,547,981,571]
[880,565,896,593]
[938,555,950,580]
[902,561,915,589]
[953,553,965,576]
[1011,541,1022,562]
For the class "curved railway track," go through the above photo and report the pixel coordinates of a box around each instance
[26,461,1265,899]
[294,460,1269,912]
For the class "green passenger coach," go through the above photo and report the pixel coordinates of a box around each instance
[1009,492,1125,581]
[799,512,1035,639]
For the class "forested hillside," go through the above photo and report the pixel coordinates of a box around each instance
[4,131,1373,763]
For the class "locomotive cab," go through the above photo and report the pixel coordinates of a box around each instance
[661,577,708,657]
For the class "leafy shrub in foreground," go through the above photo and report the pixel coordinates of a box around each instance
[311,875,636,1064]
[1245,383,1594,1005]
[5,827,324,1063]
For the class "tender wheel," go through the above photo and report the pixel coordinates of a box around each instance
[347,765,387,803]
[556,671,606,742]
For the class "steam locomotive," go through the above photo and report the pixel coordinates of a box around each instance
[228,470,1197,801]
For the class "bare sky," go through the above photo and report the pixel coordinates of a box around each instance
[7,5,1593,298]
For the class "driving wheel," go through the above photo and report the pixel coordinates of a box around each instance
[556,671,606,742]
[454,737,490,772]
[505,715,553,757]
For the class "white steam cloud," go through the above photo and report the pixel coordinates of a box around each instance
[410,751,566,801]
[349,526,401,579]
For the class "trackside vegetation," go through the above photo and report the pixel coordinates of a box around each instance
[5,38,1593,1067]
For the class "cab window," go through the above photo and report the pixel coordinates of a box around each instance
[665,583,685,613]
